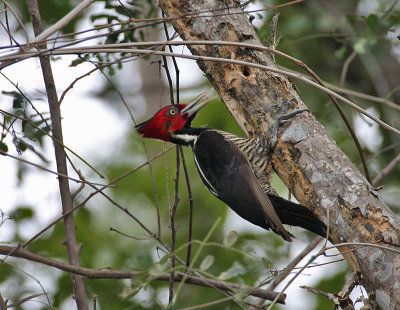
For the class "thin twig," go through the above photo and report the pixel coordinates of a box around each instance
[0,150,111,187]
[160,24,181,306]
[20,145,174,248]
[382,0,400,18]
[372,152,400,186]
[172,220,221,307]
[325,242,400,255]
[268,236,323,290]
[168,147,181,306]
[266,241,329,309]
[267,238,400,309]
[3,261,51,308]
[162,14,180,104]
[2,0,29,44]
[7,293,45,308]
[109,227,155,240]
[340,51,357,88]
[292,52,372,183]
[0,71,51,138]
[248,237,323,310]
[0,108,104,178]
[86,58,163,238]
[327,82,400,111]
[180,146,194,267]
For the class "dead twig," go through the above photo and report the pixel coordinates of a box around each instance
[372,152,400,186]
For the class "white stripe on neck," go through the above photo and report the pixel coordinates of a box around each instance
[170,133,198,144]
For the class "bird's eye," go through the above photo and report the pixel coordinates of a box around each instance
[168,108,178,116]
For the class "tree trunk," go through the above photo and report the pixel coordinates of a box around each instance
[157,0,400,308]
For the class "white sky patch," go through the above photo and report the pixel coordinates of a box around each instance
[356,0,380,16]
[353,107,383,152]
[0,55,129,241]
[168,41,205,88]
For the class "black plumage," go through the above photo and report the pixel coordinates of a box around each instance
[136,93,326,241]
[190,129,326,241]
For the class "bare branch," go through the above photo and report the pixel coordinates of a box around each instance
[372,152,400,186]
[26,1,88,309]
[0,245,285,303]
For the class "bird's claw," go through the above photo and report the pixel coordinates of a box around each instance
[270,109,309,148]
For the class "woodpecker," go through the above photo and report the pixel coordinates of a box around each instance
[136,90,326,241]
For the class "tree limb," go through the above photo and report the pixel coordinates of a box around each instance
[0,245,285,303]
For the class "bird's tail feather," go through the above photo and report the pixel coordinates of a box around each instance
[268,196,327,238]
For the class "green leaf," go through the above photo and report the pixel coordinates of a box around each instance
[36,125,51,139]
[159,253,173,265]
[69,58,85,67]
[334,46,347,59]
[223,230,238,247]
[120,274,148,300]
[10,206,34,220]
[13,108,25,117]
[345,14,357,31]
[90,14,110,23]
[108,66,115,76]
[0,141,8,152]
[22,122,36,139]
[365,14,379,29]
[115,5,133,17]
[15,139,27,152]
[149,263,163,276]
[199,255,214,271]
[119,286,143,299]
[0,263,14,283]
[354,38,368,54]
[218,261,246,280]
[368,37,377,46]
[2,91,24,109]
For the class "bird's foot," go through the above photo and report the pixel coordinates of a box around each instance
[270,109,309,148]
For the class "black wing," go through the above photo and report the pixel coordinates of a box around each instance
[193,130,293,241]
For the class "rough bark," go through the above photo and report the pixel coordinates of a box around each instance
[157,0,400,308]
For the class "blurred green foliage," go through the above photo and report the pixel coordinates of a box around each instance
[1,0,400,309]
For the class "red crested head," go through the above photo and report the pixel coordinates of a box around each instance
[135,104,191,142]
[136,89,213,142]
